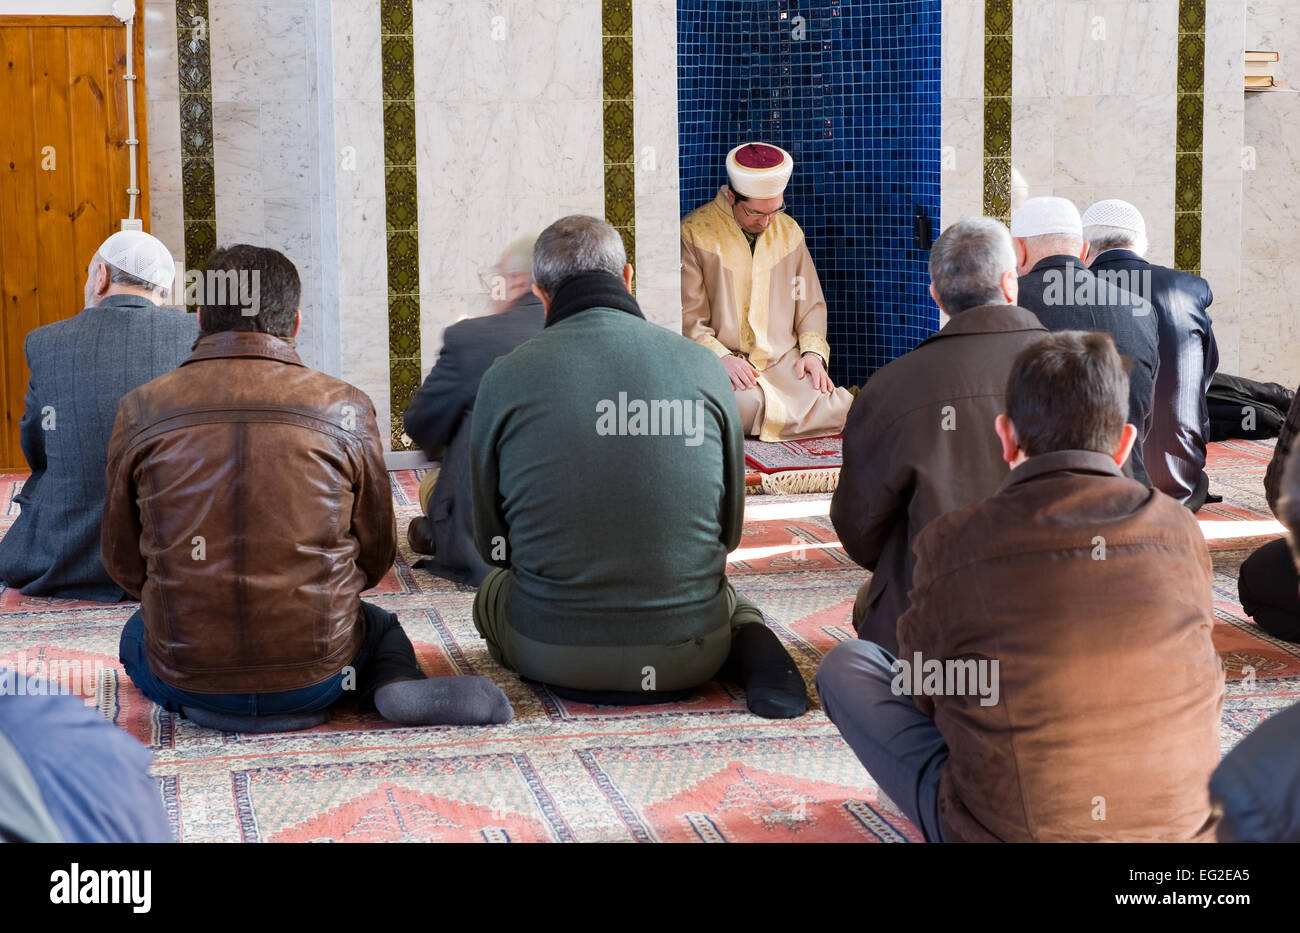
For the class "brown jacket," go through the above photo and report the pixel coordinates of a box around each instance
[831,304,1048,652]
[101,331,395,694]
[900,450,1224,842]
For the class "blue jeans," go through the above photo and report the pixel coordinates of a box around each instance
[816,639,950,842]
[120,610,348,716]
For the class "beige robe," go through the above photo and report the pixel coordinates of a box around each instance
[681,187,854,441]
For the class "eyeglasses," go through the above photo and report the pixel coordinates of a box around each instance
[739,204,786,219]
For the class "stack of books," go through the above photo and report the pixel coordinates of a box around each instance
[1246,50,1280,90]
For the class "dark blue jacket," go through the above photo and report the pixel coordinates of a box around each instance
[402,293,543,585]
[0,295,197,601]
[1017,255,1160,486]
[1089,249,1218,509]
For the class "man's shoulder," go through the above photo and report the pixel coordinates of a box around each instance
[681,198,729,245]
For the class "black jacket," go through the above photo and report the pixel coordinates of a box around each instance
[1089,249,1218,509]
[402,293,543,585]
[1017,255,1160,486]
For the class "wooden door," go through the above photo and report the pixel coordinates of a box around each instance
[0,2,148,471]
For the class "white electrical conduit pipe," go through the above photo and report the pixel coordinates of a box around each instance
[113,0,139,227]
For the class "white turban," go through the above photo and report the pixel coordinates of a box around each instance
[1010,196,1082,239]
[726,143,794,199]
[97,230,176,290]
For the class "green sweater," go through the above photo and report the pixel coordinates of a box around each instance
[471,306,745,648]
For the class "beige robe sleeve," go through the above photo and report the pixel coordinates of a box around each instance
[791,241,831,366]
[681,237,733,359]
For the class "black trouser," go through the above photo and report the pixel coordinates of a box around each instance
[121,601,426,715]
[1238,538,1300,642]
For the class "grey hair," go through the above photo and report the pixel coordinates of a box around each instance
[93,252,162,293]
[929,217,1018,314]
[1083,224,1148,260]
[532,215,627,295]
[499,233,538,280]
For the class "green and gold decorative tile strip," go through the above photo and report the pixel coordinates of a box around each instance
[603,0,636,282]
[381,0,420,450]
[176,0,216,299]
[982,0,1012,225]
[1174,0,1205,274]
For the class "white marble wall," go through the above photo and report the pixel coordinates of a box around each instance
[1202,0,1246,377]
[940,0,984,230]
[1008,0,1180,268]
[320,0,388,440]
[145,0,327,371]
[209,0,326,369]
[411,0,605,374]
[144,0,184,271]
[1240,0,1300,384]
[633,0,681,331]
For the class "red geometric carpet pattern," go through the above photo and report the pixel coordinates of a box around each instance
[0,439,1296,842]
[744,434,843,473]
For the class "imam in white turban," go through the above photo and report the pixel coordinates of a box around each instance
[726,143,794,199]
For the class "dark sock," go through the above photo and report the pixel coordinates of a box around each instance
[373,675,513,726]
[725,623,808,719]
[181,706,329,734]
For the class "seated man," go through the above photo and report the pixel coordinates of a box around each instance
[818,331,1224,842]
[1011,196,1159,486]
[681,142,854,441]
[103,244,512,732]
[0,231,195,601]
[1214,449,1300,843]
[403,235,543,585]
[1237,382,1300,642]
[471,215,807,718]
[0,684,172,843]
[833,217,1047,652]
[1084,199,1219,509]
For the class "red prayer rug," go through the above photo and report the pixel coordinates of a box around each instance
[744,434,842,494]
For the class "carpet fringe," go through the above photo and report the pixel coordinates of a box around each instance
[758,468,841,495]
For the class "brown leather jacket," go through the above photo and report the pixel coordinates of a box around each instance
[900,450,1224,842]
[102,331,395,694]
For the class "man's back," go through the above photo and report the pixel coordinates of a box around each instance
[101,331,395,695]
[1089,249,1217,505]
[0,296,196,600]
[472,307,743,647]
[403,295,544,585]
[831,304,1047,652]
[901,451,1223,842]
[1017,256,1160,484]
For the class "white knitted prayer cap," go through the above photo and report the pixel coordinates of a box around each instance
[97,230,176,290]
[1081,199,1147,239]
[1009,196,1082,239]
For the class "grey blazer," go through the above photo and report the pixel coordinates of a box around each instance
[0,294,197,601]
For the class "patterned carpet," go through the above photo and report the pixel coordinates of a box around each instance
[1,439,1297,843]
